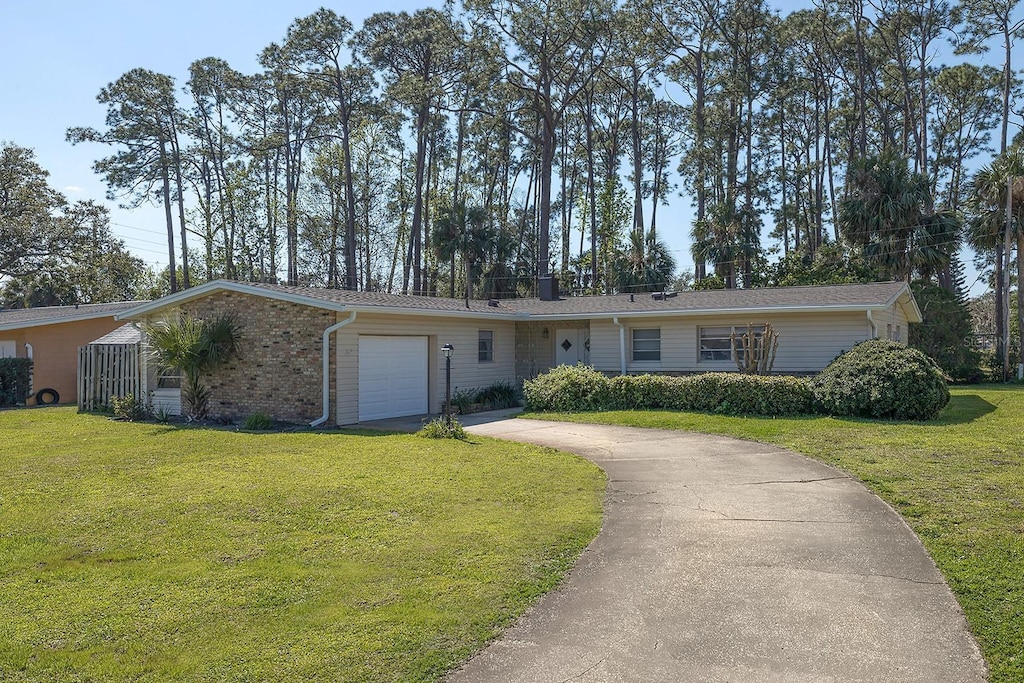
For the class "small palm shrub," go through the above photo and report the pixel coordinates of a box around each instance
[145,314,242,421]
[811,339,950,420]
[417,417,468,440]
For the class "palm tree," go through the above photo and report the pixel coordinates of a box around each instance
[431,202,494,300]
[839,152,956,283]
[613,232,676,293]
[690,203,761,289]
[966,148,1024,379]
[145,314,242,420]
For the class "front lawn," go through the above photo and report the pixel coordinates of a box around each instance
[530,385,1024,682]
[0,408,604,682]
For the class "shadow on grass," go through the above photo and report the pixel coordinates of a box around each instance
[824,393,997,428]
[934,394,997,425]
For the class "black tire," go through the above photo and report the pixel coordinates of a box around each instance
[35,388,60,405]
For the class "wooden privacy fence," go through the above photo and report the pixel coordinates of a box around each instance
[77,343,141,411]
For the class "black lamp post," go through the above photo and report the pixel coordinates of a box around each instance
[441,343,454,424]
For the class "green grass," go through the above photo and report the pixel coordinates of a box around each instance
[529,384,1024,682]
[0,408,604,682]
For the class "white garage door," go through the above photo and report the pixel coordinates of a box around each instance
[358,336,429,421]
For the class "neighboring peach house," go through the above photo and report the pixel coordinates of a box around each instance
[0,302,143,405]
[113,279,921,426]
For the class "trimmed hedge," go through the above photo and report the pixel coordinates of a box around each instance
[524,364,814,417]
[0,358,33,407]
[811,339,950,420]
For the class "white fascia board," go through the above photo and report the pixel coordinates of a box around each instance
[115,280,349,320]
[116,280,521,322]
[886,285,924,323]
[522,304,893,321]
[339,304,520,320]
[0,308,134,332]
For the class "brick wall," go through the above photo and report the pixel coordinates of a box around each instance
[177,292,336,424]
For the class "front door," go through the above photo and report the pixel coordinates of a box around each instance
[555,328,588,366]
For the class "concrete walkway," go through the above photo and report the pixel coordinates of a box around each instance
[365,412,987,682]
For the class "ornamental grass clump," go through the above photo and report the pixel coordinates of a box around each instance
[811,339,949,420]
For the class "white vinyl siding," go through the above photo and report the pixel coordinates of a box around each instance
[589,312,874,374]
[631,328,661,362]
[334,313,517,425]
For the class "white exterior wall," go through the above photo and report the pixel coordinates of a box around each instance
[588,311,875,374]
[873,302,911,342]
[334,312,517,425]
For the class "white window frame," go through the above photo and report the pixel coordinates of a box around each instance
[478,330,494,363]
[156,365,182,389]
[699,325,765,362]
[631,328,661,362]
[0,340,16,358]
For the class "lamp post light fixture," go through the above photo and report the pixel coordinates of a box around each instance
[441,343,454,425]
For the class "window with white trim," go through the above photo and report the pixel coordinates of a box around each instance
[156,365,182,389]
[0,340,16,358]
[478,330,494,362]
[699,325,765,362]
[631,328,661,362]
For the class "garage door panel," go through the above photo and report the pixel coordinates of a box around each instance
[358,336,428,421]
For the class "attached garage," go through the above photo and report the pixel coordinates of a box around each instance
[358,335,429,421]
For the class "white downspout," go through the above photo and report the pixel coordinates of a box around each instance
[310,311,357,427]
[613,316,626,376]
[866,310,877,339]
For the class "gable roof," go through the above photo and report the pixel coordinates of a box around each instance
[116,279,921,323]
[513,281,922,322]
[0,301,145,332]
[89,323,143,345]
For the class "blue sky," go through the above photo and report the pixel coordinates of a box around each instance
[0,1,1004,293]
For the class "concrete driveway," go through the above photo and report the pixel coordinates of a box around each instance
[439,416,987,683]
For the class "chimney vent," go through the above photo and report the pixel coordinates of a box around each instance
[538,276,560,301]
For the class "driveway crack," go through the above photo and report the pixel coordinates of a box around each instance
[740,476,850,486]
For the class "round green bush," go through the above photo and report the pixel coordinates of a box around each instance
[811,340,950,420]
[523,364,610,412]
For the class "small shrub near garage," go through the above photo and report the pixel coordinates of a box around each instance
[417,416,468,440]
[0,358,32,407]
[811,339,950,420]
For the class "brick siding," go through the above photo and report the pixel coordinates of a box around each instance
[177,292,336,424]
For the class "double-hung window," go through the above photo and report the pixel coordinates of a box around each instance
[699,325,765,362]
[632,328,661,362]
[478,330,494,362]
